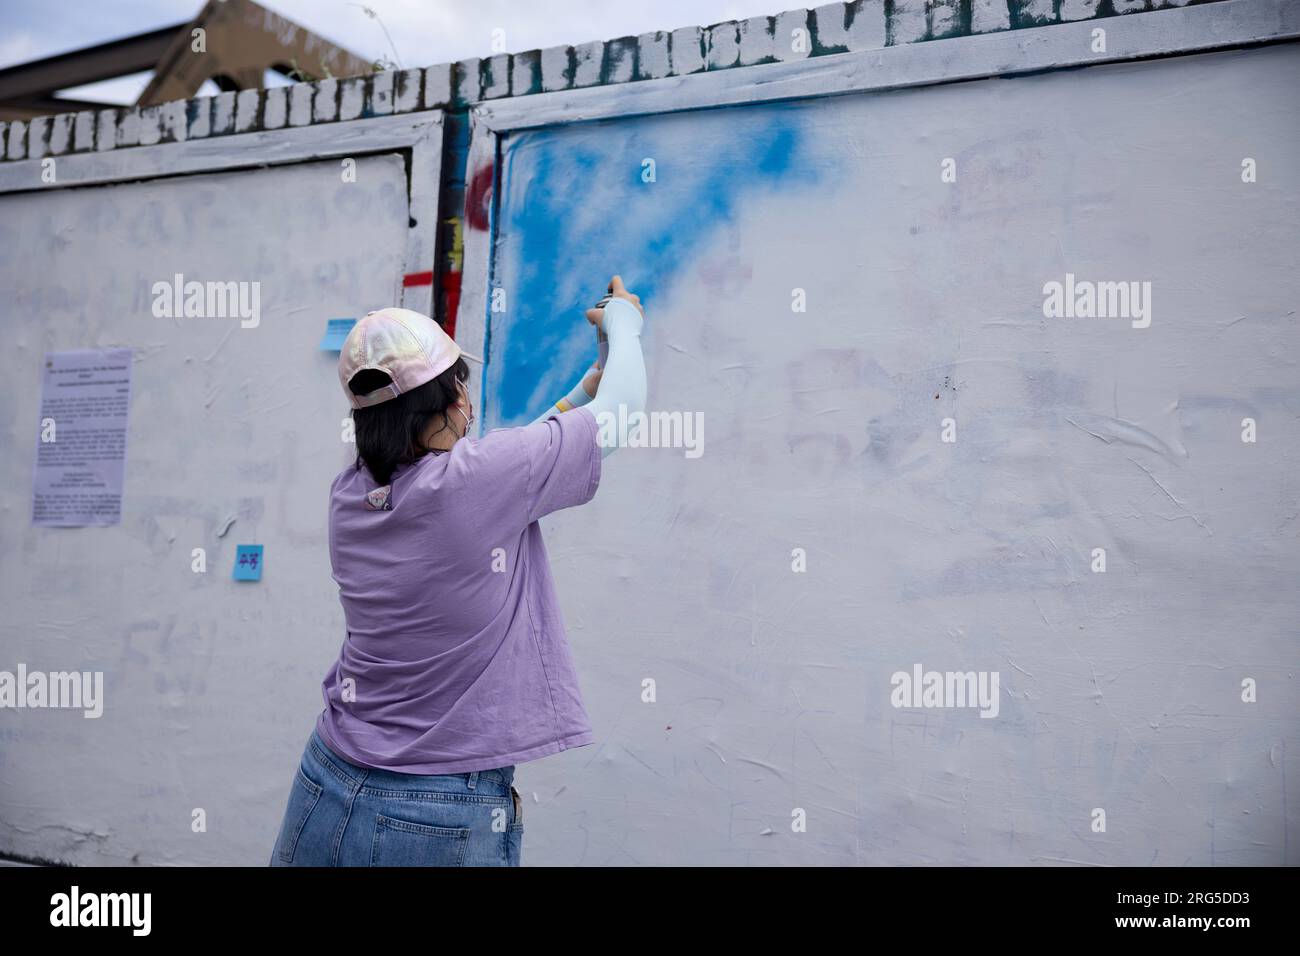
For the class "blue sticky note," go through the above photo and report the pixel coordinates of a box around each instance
[233,544,264,581]
[319,318,356,351]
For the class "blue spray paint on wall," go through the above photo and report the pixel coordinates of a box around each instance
[484,100,826,427]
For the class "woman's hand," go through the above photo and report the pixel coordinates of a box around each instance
[586,274,643,332]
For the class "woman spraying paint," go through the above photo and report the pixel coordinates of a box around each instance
[270,276,646,866]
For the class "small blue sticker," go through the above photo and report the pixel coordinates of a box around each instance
[233,544,264,581]
[319,318,356,351]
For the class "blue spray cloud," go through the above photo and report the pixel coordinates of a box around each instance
[484,100,825,427]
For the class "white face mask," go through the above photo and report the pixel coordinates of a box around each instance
[452,381,474,436]
[453,403,473,435]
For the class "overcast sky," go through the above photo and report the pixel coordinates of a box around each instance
[1,0,800,104]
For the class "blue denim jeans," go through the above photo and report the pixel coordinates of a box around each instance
[270,729,522,866]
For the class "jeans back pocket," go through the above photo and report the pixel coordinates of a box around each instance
[371,813,471,867]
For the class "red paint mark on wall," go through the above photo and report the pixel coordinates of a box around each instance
[403,271,434,287]
[442,270,462,339]
[465,164,494,232]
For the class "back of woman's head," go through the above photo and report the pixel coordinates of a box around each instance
[349,356,469,486]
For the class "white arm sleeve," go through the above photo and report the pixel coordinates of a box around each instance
[585,297,647,459]
[529,372,597,425]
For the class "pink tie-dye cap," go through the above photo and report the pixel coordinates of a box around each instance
[338,307,482,409]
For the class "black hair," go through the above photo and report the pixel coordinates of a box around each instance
[349,356,470,486]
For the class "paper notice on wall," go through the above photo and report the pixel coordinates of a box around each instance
[32,349,133,527]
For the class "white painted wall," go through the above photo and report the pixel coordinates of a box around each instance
[0,155,410,864]
[494,44,1300,865]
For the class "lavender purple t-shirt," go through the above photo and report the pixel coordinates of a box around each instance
[315,406,601,774]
